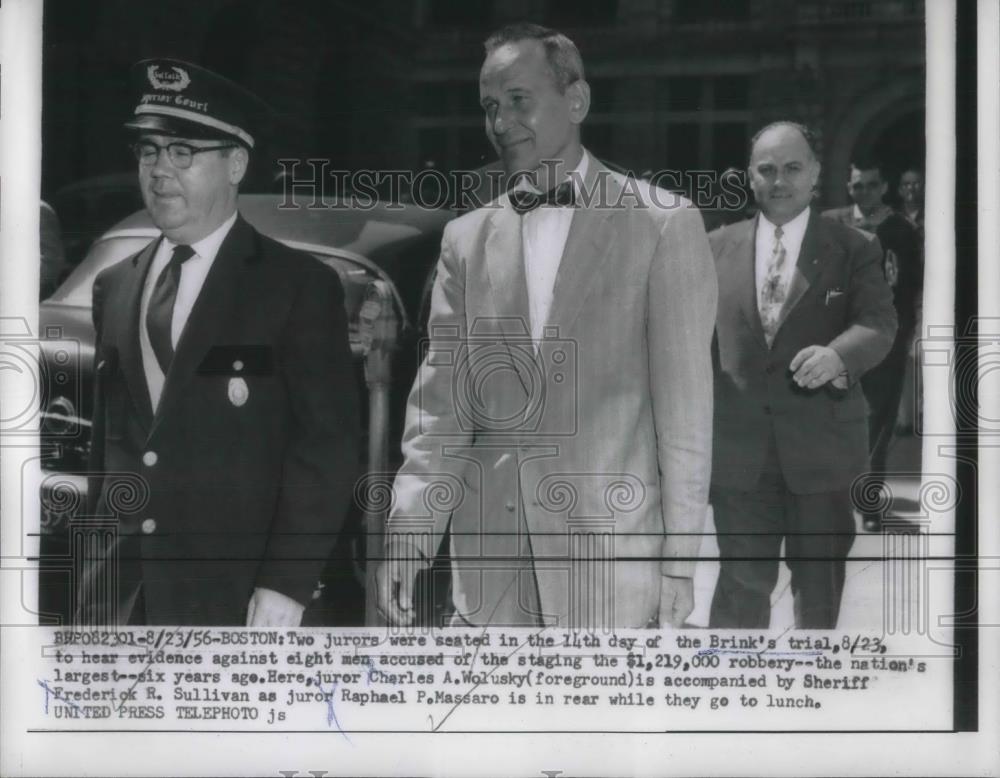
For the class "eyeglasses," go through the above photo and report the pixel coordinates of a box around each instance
[131,140,235,169]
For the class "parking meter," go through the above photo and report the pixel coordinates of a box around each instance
[357,280,398,625]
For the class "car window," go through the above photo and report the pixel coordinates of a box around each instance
[47,235,155,306]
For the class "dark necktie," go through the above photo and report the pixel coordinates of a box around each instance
[146,243,195,373]
[509,181,576,214]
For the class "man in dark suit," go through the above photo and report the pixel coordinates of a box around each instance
[78,60,359,626]
[822,160,922,531]
[708,122,896,629]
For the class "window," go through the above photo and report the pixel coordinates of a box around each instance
[586,78,619,113]
[673,0,750,24]
[712,123,749,171]
[417,127,448,169]
[713,75,749,110]
[427,0,491,26]
[455,81,484,117]
[417,80,482,118]
[665,123,700,173]
[457,127,493,169]
[653,74,753,174]
[583,124,615,161]
[419,82,451,117]
[546,0,618,26]
[664,77,703,111]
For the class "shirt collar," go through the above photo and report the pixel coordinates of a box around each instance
[758,205,810,245]
[853,202,891,226]
[512,149,590,195]
[162,210,238,261]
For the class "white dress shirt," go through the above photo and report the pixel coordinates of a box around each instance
[754,206,810,311]
[515,150,590,343]
[140,210,238,410]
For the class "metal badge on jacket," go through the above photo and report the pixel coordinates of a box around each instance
[228,376,249,407]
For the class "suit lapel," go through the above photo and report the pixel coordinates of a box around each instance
[775,208,824,331]
[483,158,617,391]
[119,239,159,429]
[148,216,255,441]
[484,199,536,394]
[544,160,616,336]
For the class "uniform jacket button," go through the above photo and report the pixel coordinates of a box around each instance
[141,518,157,534]
[505,501,516,512]
[142,451,158,467]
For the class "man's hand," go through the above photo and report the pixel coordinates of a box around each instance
[246,587,305,627]
[659,575,694,628]
[789,345,847,390]
[375,557,421,626]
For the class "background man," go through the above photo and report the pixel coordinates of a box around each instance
[894,166,925,432]
[897,166,925,237]
[709,122,896,628]
[823,160,922,531]
[376,23,717,629]
[79,59,359,626]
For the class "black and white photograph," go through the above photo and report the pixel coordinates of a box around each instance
[0,0,995,775]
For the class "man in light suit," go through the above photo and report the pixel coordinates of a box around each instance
[708,122,896,629]
[78,60,359,626]
[376,23,717,629]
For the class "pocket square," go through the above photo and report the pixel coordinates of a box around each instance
[825,289,845,305]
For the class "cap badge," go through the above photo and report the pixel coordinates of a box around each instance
[228,377,249,407]
[147,64,191,92]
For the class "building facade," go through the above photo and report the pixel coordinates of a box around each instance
[44,0,924,208]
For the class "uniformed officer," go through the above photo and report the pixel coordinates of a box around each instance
[79,59,360,626]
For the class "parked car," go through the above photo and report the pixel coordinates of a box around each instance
[47,173,145,283]
[38,194,454,626]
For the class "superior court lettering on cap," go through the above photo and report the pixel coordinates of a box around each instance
[125,58,269,149]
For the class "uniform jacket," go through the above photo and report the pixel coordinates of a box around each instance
[388,159,718,628]
[709,209,897,494]
[81,215,360,625]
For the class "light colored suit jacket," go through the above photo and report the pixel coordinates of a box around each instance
[388,159,717,628]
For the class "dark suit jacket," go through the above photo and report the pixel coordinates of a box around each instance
[82,215,360,625]
[822,205,922,335]
[709,208,896,494]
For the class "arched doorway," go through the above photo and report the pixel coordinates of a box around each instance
[870,108,925,206]
[822,82,923,207]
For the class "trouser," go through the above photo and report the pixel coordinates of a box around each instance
[75,535,144,626]
[861,325,914,513]
[709,439,857,629]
